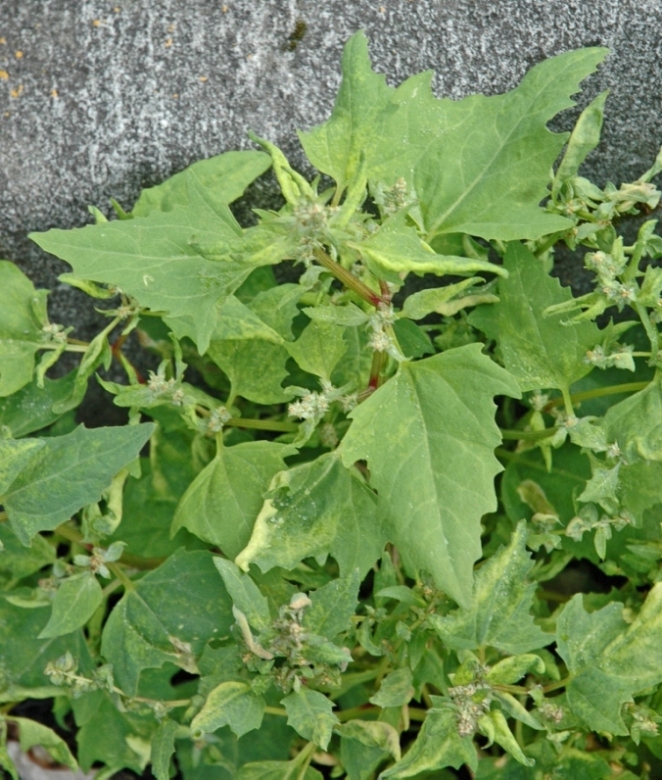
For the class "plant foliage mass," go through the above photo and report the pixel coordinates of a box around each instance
[2,31,662,779]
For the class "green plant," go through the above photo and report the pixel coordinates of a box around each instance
[1,30,662,780]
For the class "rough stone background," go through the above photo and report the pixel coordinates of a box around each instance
[0,0,661,420]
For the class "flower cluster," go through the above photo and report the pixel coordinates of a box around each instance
[45,652,115,698]
[585,343,635,372]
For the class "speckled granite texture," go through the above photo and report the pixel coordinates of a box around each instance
[0,0,661,361]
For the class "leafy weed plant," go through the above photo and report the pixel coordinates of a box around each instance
[1,32,662,779]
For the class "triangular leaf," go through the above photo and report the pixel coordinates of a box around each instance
[380,707,477,777]
[0,261,50,396]
[150,719,179,780]
[341,344,520,608]
[101,549,234,695]
[214,557,272,631]
[469,242,599,393]
[303,569,361,640]
[557,583,662,734]
[38,572,103,639]
[208,340,294,405]
[286,321,347,381]
[31,171,252,353]
[602,374,662,463]
[172,441,291,559]
[132,150,271,217]
[282,688,338,750]
[236,451,385,580]
[2,423,154,544]
[300,32,607,241]
[191,680,265,739]
[428,522,552,654]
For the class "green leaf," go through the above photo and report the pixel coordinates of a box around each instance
[301,32,607,241]
[12,716,78,770]
[469,242,599,393]
[214,558,272,631]
[401,279,492,320]
[0,748,17,780]
[210,296,285,344]
[553,91,608,193]
[369,667,414,707]
[132,150,271,217]
[38,572,103,639]
[619,460,662,521]
[282,688,338,750]
[341,344,520,608]
[75,692,149,773]
[248,284,305,341]
[236,451,385,580]
[0,524,55,579]
[336,719,401,760]
[428,522,552,654]
[151,719,179,780]
[303,302,369,327]
[0,261,49,396]
[479,709,533,767]
[172,441,291,559]
[0,372,77,436]
[297,31,394,194]
[391,318,434,359]
[101,549,234,695]
[236,760,322,780]
[208,340,293,404]
[106,446,205,560]
[557,582,662,733]
[380,706,477,778]
[349,214,506,280]
[602,373,662,463]
[303,569,360,640]
[31,171,252,353]
[340,738,389,780]
[0,438,45,495]
[286,321,347,381]
[191,680,265,739]
[0,598,90,689]
[1,423,155,545]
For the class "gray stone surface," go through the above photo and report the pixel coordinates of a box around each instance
[0,0,661,377]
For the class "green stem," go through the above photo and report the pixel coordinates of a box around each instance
[107,562,135,591]
[542,676,573,694]
[634,302,660,362]
[0,511,7,524]
[561,386,574,417]
[264,706,288,717]
[367,349,385,392]
[543,380,650,411]
[226,417,298,433]
[500,427,558,441]
[313,247,386,307]
[101,578,124,598]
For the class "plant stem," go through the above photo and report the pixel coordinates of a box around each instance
[542,676,572,694]
[107,561,135,591]
[226,417,298,433]
[264,706,288,717]
[634,302,660,362]
[500,427,558,441]
[367,349,385,391]
[313,247,386,307]
[0,511,7,524]
[543,380,651,411]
